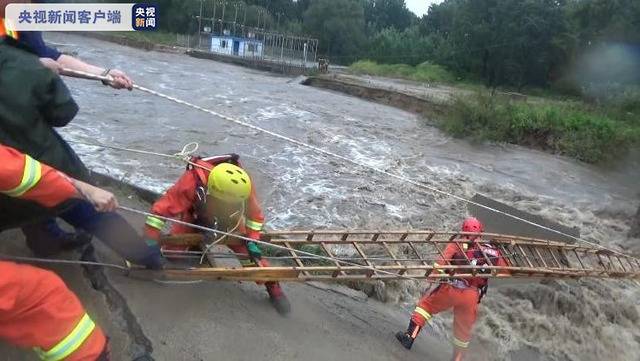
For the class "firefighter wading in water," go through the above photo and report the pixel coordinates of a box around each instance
[143,154,291,314]
[396,217,509,361]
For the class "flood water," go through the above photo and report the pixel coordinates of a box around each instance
[47,33,640,361]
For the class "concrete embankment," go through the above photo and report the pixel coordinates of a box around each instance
[74,32,186,54]
[186,49,308,76]
[301,74,450,119]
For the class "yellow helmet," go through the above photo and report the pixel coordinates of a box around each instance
[207,163,252,202]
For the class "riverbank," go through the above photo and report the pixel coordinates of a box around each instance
[76,31,187,53]
[302,71,640,163]
[78,32,309,75]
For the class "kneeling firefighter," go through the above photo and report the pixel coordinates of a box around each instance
[143,154,291,314]
[395,217,509,361]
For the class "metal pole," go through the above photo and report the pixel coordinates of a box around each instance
[212,0,217,34]
[221,1,226,33]
[198,0,203,48]
[243,4,247,26]
[303,41,308,68]
[280,34,284,61]
[233,3,238,36]
[314,39,318,63]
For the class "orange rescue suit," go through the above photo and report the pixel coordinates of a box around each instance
[143,155,265,243]
[0,262,107,360]
[0,144,107,360]
[0,144,76,208]
[412,241,509,357]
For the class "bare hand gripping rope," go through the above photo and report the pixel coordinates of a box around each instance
[59,68,633,259]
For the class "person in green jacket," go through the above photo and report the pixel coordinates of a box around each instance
[0,43,163,269]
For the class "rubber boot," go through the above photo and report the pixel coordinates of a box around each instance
[23,219,92,257]
[266,282,291,315]
[395,320,421,350]
[61,229,93,251]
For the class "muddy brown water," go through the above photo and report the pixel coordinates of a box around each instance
[45,32,640,361]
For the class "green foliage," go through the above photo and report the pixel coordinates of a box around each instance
[363,26,435,65]
[364,0,416,32]
[149,0,640,91]
[442,93,640,163]
[349,60,456,83]
[303,0,366,64]
[422,0,570,89]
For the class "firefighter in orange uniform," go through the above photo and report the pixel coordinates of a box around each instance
[143,154,291,314]
[0,143,110,360]
[395,217,509,361]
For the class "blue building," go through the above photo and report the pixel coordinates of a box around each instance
[210,34,264,58]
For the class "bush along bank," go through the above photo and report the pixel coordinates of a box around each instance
[441,92,640,163]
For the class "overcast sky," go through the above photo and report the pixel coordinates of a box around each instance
[405,0,442,17]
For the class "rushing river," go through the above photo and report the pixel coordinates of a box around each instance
[48,33,639,361]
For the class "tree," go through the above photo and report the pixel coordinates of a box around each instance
[363,0,415,33]
[303,0,366,63]
[420,0,569,89]
[366,26,435,65]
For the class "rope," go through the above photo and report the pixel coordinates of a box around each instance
[60,68,629,258]
[0,254,131,271]
[68,140,211,171]
[0,253,204,285]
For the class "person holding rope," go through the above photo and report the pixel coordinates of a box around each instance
[0,143,118,360]
[143,153,291,315]
[0,2,135,256]
[0,0,133,89]
[0,42,163,269]
[395,217,509,361]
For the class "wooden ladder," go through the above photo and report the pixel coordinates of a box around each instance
[153,230,640,282]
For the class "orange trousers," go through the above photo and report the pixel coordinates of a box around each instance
[411,283,479,351]
[0,261,107,361]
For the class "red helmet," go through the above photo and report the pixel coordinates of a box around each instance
[461,217,484,233]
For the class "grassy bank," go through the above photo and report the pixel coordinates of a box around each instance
[442,93,640,163]
[349,60,457,84]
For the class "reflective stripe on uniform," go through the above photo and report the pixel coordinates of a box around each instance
[452,337,469,349]
[34,313,96,361]
[413,306,432,321]
[433,262,447,274]
[1,154,42,197]
[1,18,20,40]
[145,216,165,230]
[245,219,263,231]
